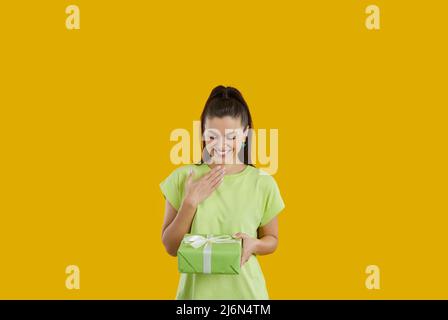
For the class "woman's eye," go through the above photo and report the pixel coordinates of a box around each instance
[209,136,215,140]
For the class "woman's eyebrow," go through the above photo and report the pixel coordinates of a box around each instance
[204,129,220,135]
[226,129,245,136]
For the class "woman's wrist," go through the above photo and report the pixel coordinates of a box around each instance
[251,238,262,255]
[252,235,278,256]
[181,197,198,212]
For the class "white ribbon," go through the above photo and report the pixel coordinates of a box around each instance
[182,234,240,274]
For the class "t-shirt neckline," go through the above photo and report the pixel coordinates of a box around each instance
[203,163,251,178]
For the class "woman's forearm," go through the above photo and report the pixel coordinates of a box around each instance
[253,235,278,256]
[162,200,197,256]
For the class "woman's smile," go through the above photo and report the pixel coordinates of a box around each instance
[212,148,233,158]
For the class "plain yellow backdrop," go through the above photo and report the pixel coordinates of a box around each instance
[0,1,447,299]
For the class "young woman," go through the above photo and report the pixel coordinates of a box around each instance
[160,85,285,299]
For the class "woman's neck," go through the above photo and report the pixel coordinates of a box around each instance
[208,163,247,175]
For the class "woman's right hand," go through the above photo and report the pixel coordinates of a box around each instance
[183,165,225,208]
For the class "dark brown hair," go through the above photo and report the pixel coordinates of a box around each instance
[198,85,254,166]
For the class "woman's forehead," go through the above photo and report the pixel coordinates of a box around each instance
[204,116,244,130]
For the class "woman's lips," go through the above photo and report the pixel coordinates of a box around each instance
[213,149,232,157]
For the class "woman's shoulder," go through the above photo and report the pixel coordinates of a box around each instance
[248,166,280,188]
[249,167,284,210]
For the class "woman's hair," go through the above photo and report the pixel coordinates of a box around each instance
[197,85,254,166]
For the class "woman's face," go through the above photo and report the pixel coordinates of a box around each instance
[203,116,248,164]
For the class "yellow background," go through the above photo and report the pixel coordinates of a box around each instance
[1,1,447,299]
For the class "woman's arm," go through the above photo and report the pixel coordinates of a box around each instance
[161,199,197,256]
[255,216,279,254]
[233,217,279,266]
[161,165,225,256]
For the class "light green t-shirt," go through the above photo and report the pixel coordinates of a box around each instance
[159,163,285,300]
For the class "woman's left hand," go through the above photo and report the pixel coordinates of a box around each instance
[233,232,259,267]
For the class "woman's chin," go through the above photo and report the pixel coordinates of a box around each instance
[212,153,235,164]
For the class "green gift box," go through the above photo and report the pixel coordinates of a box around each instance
[177,234,242,275]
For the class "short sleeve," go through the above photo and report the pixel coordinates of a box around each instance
[259,176,285,227]
[159,168,183,211]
